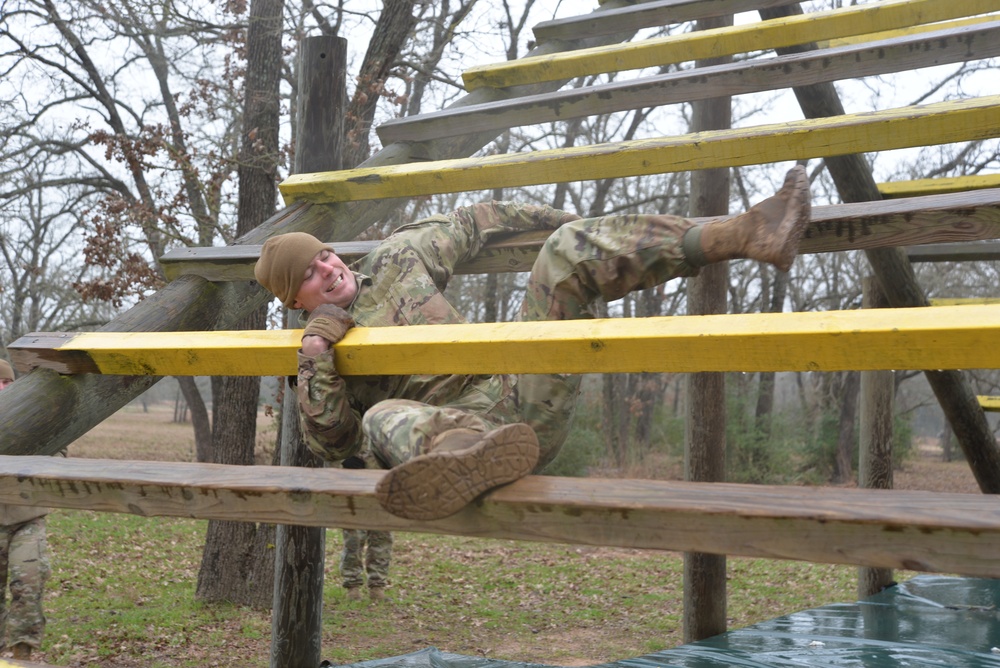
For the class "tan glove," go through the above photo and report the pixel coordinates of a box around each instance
[303,304,355,344]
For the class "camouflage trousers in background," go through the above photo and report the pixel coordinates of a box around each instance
[0,517,50,650]
[366,212,699,471]
[340,529,393,589]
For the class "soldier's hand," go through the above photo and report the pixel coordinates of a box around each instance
[302,304,355,352]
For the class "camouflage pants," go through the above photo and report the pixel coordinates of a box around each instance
[367,213,699,470]
[340,529,393,589]
[0,517,50,650]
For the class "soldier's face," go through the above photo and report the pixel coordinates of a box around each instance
[0,378,12,391]
[293,249,358,311]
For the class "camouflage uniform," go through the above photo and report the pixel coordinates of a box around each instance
[297,201,699,472]
[336,449,392,591]
[0,505,50,652]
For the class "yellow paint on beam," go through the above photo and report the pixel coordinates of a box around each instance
[17,303,1000,377]
[980,396,1000,412]
[279,96,1000,204]
[819,14,1000,48]
[930,298,1000,306]
[462,0,997,90]
[879,174,1000,199]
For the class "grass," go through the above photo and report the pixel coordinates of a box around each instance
[26,403,946,666]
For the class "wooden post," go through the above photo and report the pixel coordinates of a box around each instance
[858,276,895,598]
[269,34,348,668]
[683,13,732,644]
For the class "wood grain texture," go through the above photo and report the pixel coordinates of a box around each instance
[2,456,1000,577]
[462,0,995,90]
[281,96,1000,204]
[10,303,1000,377]
[879,174,1000,199]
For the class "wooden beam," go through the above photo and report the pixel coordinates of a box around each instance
[282,96,1000,204]
[906,241,1000,263]
[462,0,995,90]
[532,0,802,43]
[2,456,1000,577]
[879,174,1000,199]
[378,22,1000,144]
[979,396,1000,412]
[10,303,1000,377]
[160,188,1000,282]
[820,13,1000,48]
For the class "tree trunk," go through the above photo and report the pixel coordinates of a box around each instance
[833,371,859,485]
[177,376,212,462]
[754,270,789,436]
[196,0,283,608]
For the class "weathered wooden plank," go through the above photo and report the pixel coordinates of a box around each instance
[532,0,802,43]
[879,174,1000,199]
[158,189,1000,282]
[282,96,1000,204]
[979,396,1000,412]
[379,21,1000,144]
[462,0,995,91]
[1,456,999,577]
[10,303,1000,377]
[907,241,1000,263]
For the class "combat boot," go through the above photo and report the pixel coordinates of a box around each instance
[369,586,388,602]
[345,586,363,601]
[374,423,539,521]
[692,165,811,272]
[11,643,31,661]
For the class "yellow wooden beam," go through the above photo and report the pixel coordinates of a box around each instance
[462,0,996,90]
[879,174,1000,199]
[930,298,1000,306]
[10,303,1000,377]
[279,96,1000,204]
[979,396,1000,412]
[819,14,1000,48]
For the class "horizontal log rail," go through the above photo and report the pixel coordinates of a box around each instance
[879,174,1000,199]
[9,303,1000,377]
[819,13,1000,48]
[280,96,1000,204]
[160,189,1000,283]
[979,396,1000,412]
[461,0,994,90]
[377,22,1000,144]
[907,241,1000,263]
[1,456,999,577]
[532,0,802,43]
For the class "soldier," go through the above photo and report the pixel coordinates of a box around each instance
[254,166,811,522]
[0,359,51,662]
[337,453,392,602]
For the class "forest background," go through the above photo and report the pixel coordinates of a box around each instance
[1,0,999,628]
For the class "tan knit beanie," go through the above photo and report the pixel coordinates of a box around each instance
[0,360,14,382]
[255,233,329,308]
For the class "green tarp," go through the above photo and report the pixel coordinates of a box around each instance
[327,575,1000,667]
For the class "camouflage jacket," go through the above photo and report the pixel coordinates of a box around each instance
[296,201,578,463]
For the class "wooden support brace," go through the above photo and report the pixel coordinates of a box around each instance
[9,303,1000,377]
[280,96,1000,204]
[462,0,995,90]
[907,241,1000,263]
[1,456,1000,578]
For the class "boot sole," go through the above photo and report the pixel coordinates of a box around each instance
[772,165,812,272]
[374,423,539,521]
